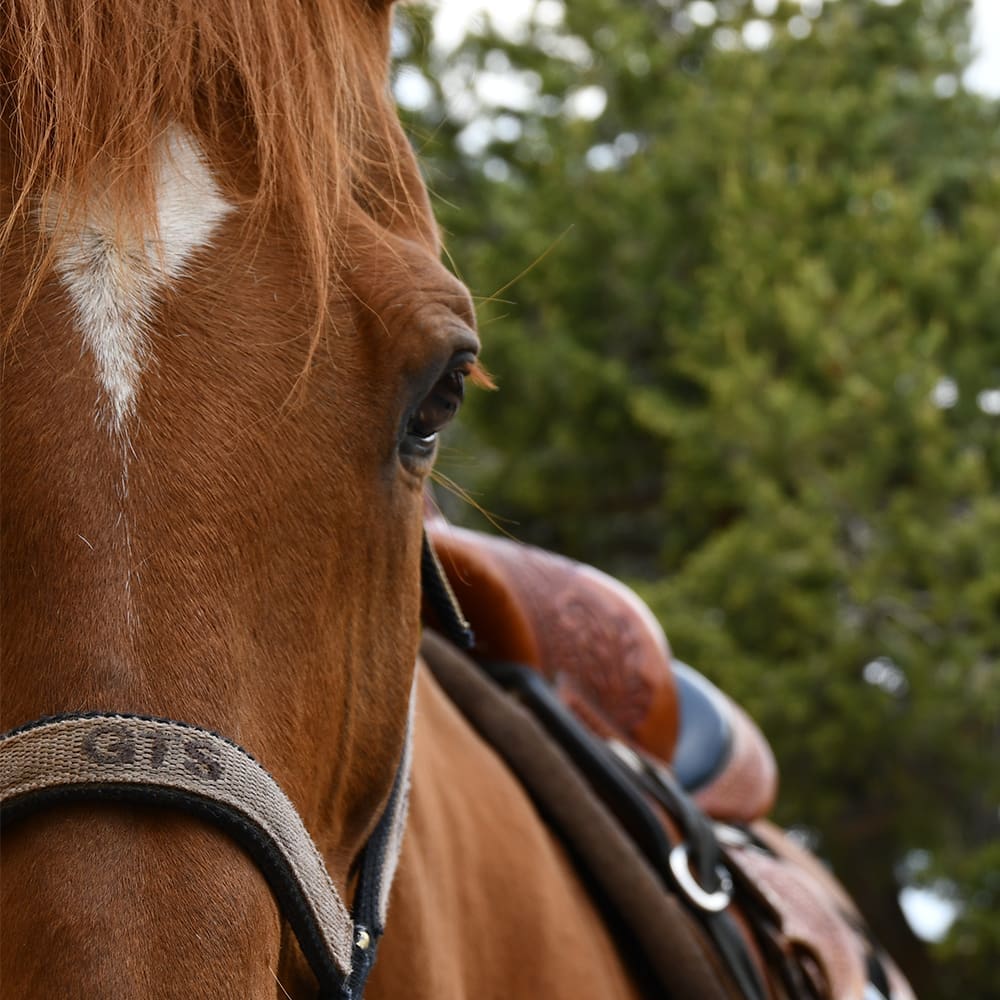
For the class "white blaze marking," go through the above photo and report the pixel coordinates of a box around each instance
[45,129,232,430]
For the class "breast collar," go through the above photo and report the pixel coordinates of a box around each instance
[0,706,413,1000]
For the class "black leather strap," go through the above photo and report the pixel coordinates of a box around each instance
[421,532,475,650]
[483,661,767,1000]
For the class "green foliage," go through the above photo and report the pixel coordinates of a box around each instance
[396,1,999,992]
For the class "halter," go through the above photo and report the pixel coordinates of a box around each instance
[0,534,463,998]
[0,711,411,1000]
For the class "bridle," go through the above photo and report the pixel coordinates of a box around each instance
[0,533,467,1000]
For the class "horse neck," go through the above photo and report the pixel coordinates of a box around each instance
[367,666,645,1000]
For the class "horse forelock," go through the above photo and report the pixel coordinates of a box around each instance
[2,0,417,347]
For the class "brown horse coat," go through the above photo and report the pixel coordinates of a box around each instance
[1,1,648,996]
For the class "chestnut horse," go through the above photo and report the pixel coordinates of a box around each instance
[1,2,645,997]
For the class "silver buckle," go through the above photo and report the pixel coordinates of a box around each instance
[668,843,734,913]
[608,738,734,913]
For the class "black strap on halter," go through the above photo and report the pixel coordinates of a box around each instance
[341,751,410,999]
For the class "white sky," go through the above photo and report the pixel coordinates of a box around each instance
[966,0,1000,94]
[430,0,1000,97]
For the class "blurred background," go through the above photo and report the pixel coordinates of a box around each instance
[391,1,999,994]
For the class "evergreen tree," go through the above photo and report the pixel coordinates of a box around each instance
[395,1,999,993]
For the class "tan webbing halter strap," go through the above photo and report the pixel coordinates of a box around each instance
[0,712,411,1000]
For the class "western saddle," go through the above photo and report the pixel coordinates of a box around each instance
[422,512,916,1000]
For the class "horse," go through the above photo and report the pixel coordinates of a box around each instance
[1,4,916,999]
[0,2,649,996]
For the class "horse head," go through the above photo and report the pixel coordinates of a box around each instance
[1,1,477,994]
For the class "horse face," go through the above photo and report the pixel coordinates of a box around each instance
[1,1,474,993]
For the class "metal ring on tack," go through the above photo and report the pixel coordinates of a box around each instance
[668,843,734,913]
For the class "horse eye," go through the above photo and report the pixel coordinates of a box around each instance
[408,369,465,443]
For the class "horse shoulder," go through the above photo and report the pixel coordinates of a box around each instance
[368,662,644,1000]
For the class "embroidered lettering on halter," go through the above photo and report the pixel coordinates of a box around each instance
[76,722,223,781]
[79,721,224,778]
[0,712,412,1000]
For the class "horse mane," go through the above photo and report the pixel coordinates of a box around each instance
[2,0,411,342]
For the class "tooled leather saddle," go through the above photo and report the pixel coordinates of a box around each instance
[421,512,916,1000]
